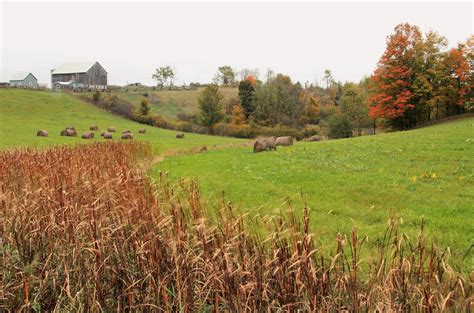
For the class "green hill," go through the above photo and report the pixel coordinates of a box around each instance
[0,88,244,150]
[152,117,474,268]
[110,87,238,120]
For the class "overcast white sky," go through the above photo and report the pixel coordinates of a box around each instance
[1,1,472,86]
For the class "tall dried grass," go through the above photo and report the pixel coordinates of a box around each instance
[0,142,472,311]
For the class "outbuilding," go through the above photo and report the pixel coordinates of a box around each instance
[9,72,38,88]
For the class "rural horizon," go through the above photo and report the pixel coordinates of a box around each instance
[1,1,472,86]
[1,0,473,311]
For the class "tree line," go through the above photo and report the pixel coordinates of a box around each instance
[368,23,473,130]
[148,23,472,137]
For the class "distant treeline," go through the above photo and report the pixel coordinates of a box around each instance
[86,23,472,137]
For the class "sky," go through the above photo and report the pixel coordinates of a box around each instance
[1,1,472,86]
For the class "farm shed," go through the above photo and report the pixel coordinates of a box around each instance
[9,72,38,88]
[51,61,107,90]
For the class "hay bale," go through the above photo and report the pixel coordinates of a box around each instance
[122,130,132,134]
[253,137,277,153]
[306,135,320,142]
[36,130,48,137]
[176,133,185,139]
[108,127,116,132]
[121,133,133,140]
[66,126,75,131]
[275,136,293,146]
[90,125,98,131]
[138,128,146,134]
[61,129,77,137]
[102,132,113,139]
[81,132,95,139]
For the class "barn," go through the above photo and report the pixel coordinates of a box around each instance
[51,61,107,90]
[9,72,38,88]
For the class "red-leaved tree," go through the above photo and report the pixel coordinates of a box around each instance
[368,23,423,129]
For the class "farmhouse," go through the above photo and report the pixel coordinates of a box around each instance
[9,72,38,88]
[51,61,107,90]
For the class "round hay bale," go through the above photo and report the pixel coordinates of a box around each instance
[66,126,75,131]
[90,125,98,131]
[37,130,48,137]
[307,135,320,142]
[253,137,277,153]
[275,136,293,146]
[138,128,146,134]
[121,133,133,140]
[108,127,116,132]
[103,132,113,139]
[81,132,94,139]
[122,130,132,134]
[61,129,77,137]
[176,133,185,139]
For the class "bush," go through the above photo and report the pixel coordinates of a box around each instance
[211,122,319,140]
[300,124,320,140]
[177,112,197,123]
[140,99,150,116]
[328,114,353,139]
[213,123,257,138]
[92,91,101,103]
[132,114,154,126]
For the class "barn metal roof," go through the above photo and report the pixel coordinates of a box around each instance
[51,62,97,74]
[10,72,35,81]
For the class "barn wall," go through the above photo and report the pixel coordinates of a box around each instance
[51,62,107,89]
[86,63,108,86]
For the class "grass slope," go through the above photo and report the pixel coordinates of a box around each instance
[152,118,474,268]
[0,88,244,150]
[116,87,238,119]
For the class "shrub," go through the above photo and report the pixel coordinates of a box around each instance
[175,121,195,133]
[92,90,101,103]
[140,98,150,116]
[177,112,197,123]
[299,124,320,140]
[132,114,154,126]
[328,114,353,138]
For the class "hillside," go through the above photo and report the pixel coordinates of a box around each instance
[152,117,474,268]
[0,88,244,150]
[112,86,238,120]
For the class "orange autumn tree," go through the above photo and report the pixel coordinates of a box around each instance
[369,23,472,129]
[368,23,423,129]
[231,102,245,126]
[298,89,320,125]
[443,44,471,112]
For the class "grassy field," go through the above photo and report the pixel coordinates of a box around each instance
[0,88,244,151]
[116,87,238,119]
[1,88,472,269]
[152,118,474,268]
